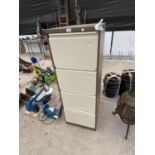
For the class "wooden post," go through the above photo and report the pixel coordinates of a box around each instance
[75,0,80,25]
[84,10,87,24]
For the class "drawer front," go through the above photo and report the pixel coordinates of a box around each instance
[64,108,95,128]
[61,91,96,114]
[56,69,97,96]
[49,32,98,71]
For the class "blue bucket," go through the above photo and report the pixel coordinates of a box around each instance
[31,57,38,64]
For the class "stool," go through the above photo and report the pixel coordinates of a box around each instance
[113,90,135,139]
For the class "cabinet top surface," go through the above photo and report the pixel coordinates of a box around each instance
[44,23,106,34]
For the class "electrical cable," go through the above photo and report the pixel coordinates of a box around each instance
[37,110,56,125]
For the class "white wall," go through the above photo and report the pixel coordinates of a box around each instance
[20,34,43,53]
[19,34,37,39]
[103,31,135,57]
[103,32,112,56]
[112,31,135,56]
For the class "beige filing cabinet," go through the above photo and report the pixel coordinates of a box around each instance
[45,24,105,129]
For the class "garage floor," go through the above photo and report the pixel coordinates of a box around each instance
[19,53,135,155]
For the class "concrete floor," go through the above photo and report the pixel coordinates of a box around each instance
[19,53,135,155]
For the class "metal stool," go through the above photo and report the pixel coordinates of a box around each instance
[113,90,135,139]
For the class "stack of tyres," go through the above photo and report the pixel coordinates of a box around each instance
[119,69,135,95]
[103,73,121,98]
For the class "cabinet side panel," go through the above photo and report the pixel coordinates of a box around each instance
[95,30,105,129]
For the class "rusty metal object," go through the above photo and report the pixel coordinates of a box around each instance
[113,90,135,139]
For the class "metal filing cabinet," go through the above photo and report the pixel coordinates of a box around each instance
[46,24,105,129]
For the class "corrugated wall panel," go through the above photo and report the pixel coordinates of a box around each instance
[111,31,135,56]
[103,32,112,56]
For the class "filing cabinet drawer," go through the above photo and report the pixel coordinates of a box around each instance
[49,32,98,70]
[56,69,97,96]
[61,91,96,114]
[64,108,95,128]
